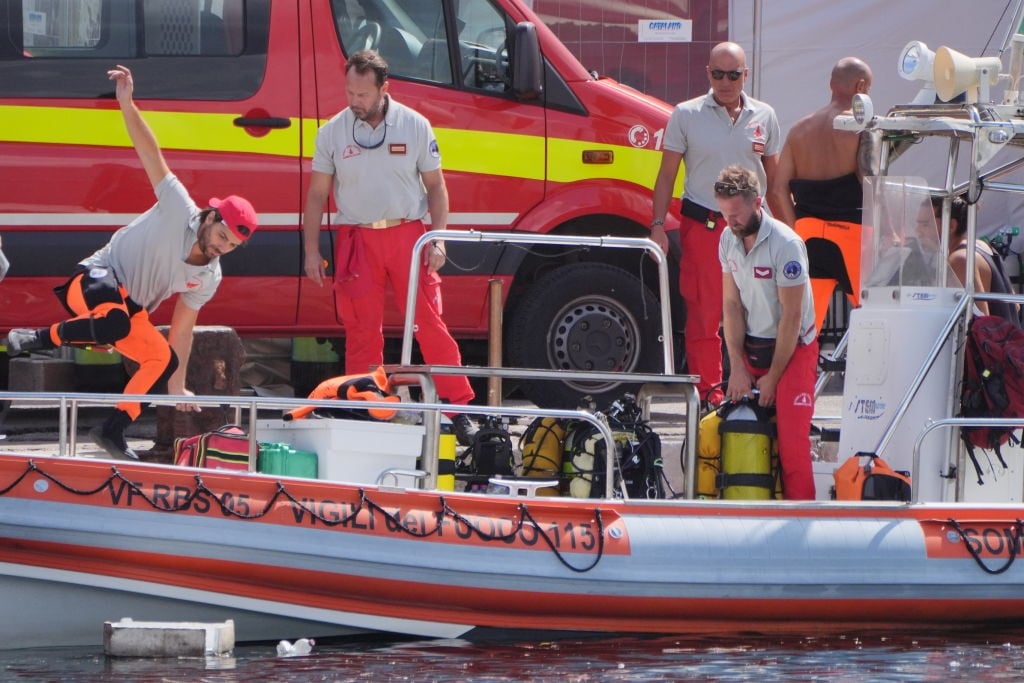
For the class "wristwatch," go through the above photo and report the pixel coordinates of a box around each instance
[650,219,665,228]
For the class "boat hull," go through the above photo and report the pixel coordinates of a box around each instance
[1,453,1023,647]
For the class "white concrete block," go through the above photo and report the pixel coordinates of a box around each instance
[103,618,235,658]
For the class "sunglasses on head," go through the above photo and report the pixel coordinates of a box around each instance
[710,69,743,81]
[714,181,752,196]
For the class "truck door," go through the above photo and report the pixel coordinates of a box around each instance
[0,0,305,332]
[311,0,547,331]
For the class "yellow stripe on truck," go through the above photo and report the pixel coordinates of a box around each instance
[0,105,300,157]
[436,128,676,191]
[3,106,679,191]
[548,136,673,188]
[435,128,545,181]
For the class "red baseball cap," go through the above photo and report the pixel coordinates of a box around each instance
[209,195,258,242]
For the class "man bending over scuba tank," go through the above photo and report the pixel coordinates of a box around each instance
[717,165,817,500]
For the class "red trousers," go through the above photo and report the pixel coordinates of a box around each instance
[678,214,726,403]
[744,340,818,500]
[334,221,474,405]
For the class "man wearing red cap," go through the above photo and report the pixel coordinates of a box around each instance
[5,65,258,460]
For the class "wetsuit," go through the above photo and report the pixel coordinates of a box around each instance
[790,173,863,333]
[49,175,217,419]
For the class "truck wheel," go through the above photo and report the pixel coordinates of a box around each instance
[507,262,663,409]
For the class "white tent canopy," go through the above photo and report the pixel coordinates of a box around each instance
[731,0,1017,134]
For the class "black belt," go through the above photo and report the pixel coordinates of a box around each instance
[680,198,721,230]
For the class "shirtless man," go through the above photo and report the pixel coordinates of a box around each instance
[768,57,875,333]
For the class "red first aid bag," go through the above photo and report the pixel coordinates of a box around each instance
[174,424,251,471]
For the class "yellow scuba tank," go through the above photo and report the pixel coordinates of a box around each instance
[520,417,566,497]
[717,400,776,500]
[562,424,604,499]
[696,409,724,498]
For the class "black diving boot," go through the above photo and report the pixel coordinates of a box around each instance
[90,409,139,460]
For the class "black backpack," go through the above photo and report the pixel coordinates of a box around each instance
[960,315,1024,482]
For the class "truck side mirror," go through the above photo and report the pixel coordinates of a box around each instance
[511,22,543,101]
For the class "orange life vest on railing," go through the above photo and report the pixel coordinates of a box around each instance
[284,366,399,422]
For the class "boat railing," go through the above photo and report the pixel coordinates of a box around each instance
[911,415,1024,502]
[397,230,701,499]
[399,230,679,373]
[387,363,700,497]
[0,366,442,465]
[0,385,625,495]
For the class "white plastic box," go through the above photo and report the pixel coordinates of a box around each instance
[255,417,425,485]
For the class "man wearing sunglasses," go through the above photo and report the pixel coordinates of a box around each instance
[717,165,817,500]
[302,49,478,446]
[652,42,782,408]
[5,65,258,460]
[768,57,874,335]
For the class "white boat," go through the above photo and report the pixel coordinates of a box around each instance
[3,85,1024,650]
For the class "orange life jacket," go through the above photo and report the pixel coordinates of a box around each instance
[284,366,399,422]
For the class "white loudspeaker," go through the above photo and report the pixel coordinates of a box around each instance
[898,41,937,104]
[933,46,1003,102]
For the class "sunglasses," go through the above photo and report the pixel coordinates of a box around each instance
[710,69,743,81]
[353,118,388,150]
[714,182,752,196]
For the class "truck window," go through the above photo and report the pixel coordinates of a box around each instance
[454,0,510,92]
[330,0,511,93]
[0,0,269,99]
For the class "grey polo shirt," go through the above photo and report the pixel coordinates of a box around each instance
[719,212,816,345]
[80,174,221,312]
[312,95,440,225]
[664,91,781,210]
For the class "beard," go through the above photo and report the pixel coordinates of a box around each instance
[197,224,220,259]
[353,95,386,122]
[730,212,761,238]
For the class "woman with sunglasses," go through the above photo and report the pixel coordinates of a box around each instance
[652,42,782,409]
[5,65,258,460]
